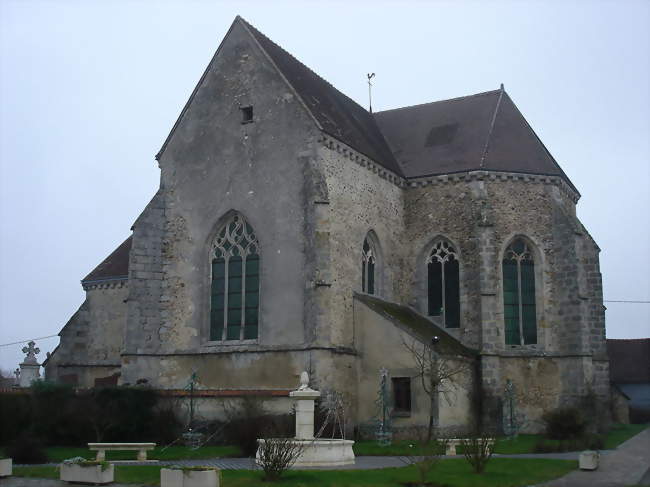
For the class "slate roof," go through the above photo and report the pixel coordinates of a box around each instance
[81,236,132,284]
[607,338,650,384]
[355,293,477,357]
[374,89,578,192]
[238,17,403,176]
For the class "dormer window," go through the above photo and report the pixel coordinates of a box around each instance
[241,106,253,124]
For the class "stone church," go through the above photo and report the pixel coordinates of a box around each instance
[44,16,610,434]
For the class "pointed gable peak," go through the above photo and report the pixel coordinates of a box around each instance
[231,16,404,176]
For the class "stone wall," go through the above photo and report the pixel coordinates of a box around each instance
[317,141,405,348]
[45,284,126,387]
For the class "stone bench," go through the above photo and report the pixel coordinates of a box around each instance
[88,442,156,462]
[445,438,495,455]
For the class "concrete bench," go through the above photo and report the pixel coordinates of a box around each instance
[445,438,495,455]
[88,442,157,461]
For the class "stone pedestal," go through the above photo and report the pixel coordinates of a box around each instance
[18,363,40,388]
[256,371,355,468]
[290,389,320,439]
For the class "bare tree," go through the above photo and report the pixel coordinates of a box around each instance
[403,335,471,442]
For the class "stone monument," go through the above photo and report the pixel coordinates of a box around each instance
[256,371,355,467]
[18,341,41,387]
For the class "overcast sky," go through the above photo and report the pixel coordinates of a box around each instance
[1,0,648,374]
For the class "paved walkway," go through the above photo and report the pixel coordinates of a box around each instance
[534,426,650,487]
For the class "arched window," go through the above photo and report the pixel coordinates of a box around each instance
[503,238,536,345]
[427,240,460,328]
[210,213,260,341]
[361,237,376,294]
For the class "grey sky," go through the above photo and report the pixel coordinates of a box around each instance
[1,0,648,373]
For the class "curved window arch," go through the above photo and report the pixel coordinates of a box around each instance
[210,213,260,341]
[426,240,460,328]
[503,238,537,345]
[361,236,377,295]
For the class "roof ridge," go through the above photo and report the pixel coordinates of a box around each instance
[238,16,372,118]
[374,89,501,115]
[479,85,505,168]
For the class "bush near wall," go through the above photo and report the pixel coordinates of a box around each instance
[0,382,182,446]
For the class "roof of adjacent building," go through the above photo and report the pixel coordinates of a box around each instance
[607,338,650,384]
[81,236,132,284]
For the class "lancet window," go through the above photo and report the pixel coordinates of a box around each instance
[427,240,460,328]
[210,213,260,341]
[361,237,376,295]
[503,238,537,345]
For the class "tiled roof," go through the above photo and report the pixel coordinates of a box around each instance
[374,89,578,192]
[81,236,132,284]
[607,338,650,384]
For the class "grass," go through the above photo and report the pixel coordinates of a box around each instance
[353,423,649,456]
[14,458,577,486]
[602,423,648,449]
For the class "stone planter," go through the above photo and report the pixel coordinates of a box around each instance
[0,458,12,477]
[579,450,599,470]
[60,463,114,484]
[161,467,221,487]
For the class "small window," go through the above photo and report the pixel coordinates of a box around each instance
[241,106,253,124]
[361,237,376,294]
[392,377,411,413]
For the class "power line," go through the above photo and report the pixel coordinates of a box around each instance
[604,300,650,304]
[0,334,59,348]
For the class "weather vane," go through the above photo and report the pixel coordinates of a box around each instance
[367,73,375,113]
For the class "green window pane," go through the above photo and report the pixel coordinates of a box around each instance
[367,260,375,295]
[227,257,243,340]
[522,305,537,344]
[244,325,258,340]
[444,257,460,328]
[428,260,443,316]
[210,258,226,341]
[503,259,520,345]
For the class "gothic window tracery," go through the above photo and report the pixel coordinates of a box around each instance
[362,237,376,295]
[210,213,260,341]
[503,238,537,345]
[427,240,460,328]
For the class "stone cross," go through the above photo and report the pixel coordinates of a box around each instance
[21,341,40,365]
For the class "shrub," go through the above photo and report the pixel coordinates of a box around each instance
[460,435,494,474]
[7,434,47,464]
[256,437,303,481]
[543,407,586,440]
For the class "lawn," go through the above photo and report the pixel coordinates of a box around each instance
[353,423,649,456]
[14,458,577,486]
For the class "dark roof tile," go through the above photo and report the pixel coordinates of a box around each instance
[82,236,132,284]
